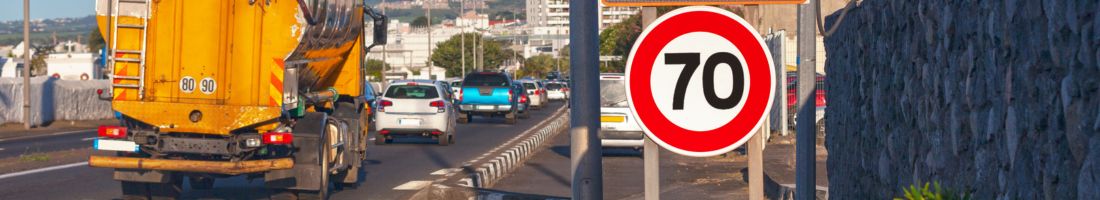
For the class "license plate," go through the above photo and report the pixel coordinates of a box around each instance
[600,115,626,123]
[399,118,422,126]
[477,105,495,110]
[94,139,140,152]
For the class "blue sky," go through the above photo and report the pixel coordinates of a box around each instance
[0,0,95,21]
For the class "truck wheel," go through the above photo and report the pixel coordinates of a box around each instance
[505,111,517,124]
[437,133,451,146]
[120,181,149,200]
[147,175,182,200]
[188,176,215,190]
[298,133,333,200]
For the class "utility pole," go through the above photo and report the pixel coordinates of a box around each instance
[569,0,602,199]
[796,0,819,199]
[512,10,518,80]
[640,8,658,200]
[426,0,433,80]
[381,0,388,88]
[460,0,465,77]
[22,0,31,130]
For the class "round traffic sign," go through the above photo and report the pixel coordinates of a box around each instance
[626,6,776,157]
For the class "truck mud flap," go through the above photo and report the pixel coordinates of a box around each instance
[265,112,326,190]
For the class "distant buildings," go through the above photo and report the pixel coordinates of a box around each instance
[0,41,100,80]
[524,0,639,57]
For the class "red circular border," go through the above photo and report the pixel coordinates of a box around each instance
[628,10,774,153]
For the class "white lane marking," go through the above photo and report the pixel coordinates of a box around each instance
[392,180,432,190]
[81,137,97,141]
[430,168,461,175]
[0,162,89,180]
[1,129,97,142]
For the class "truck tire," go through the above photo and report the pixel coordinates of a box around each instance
[188,176,215,190]
[297,131,333,200]
[120,181,149,200]
[147,175,182,200]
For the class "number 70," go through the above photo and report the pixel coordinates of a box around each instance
[664,52,744,110]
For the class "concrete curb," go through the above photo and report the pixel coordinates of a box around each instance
[408,108,571,200]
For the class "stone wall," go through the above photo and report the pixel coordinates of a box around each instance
[0,77,113,126]
[823,0,1100,199]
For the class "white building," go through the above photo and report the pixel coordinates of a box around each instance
[45,53,97,80]
[368,20,459,80]
[524,0,640,58]
[455,11,489,30]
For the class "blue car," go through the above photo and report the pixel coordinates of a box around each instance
[456,72,518,124]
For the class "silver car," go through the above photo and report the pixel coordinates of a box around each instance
[375,80,458,146]
[599,74,644,148]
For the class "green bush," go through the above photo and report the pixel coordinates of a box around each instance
[895,182,971,200]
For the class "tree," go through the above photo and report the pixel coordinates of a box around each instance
[411,16,429,27]
[520,55,555,78]
[365,59,389,81]
[87,26,105,52]
[430,33,517,77]
[598,7,686,73]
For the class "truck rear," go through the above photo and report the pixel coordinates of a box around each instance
[89,0,387,199]
[456,72,518,124]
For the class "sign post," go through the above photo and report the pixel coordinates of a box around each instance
[625,6,777,200]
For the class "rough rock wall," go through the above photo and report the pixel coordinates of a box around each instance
[0,77,112,126]
[823,0,1100,199]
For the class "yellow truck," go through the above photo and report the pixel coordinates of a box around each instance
[88,0,387,199]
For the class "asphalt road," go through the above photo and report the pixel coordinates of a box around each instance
[0,129,96,158]
[0,102,567,200]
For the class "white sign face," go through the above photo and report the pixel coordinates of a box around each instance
[625,6,776,157]
[199,77,217,95]
[180,76,196,93]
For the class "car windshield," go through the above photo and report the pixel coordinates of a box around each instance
[384,85,439,99]
[545,83,563,90]
[523,83,537,90]
[600,79,628,107]
[464,74,509,87]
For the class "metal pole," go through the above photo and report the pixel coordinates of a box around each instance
[426,1,433,80]
[460,0,465,77]
[22,0,31,130]
[640,7,658,200]
[512,11,518,80]
[796,0,818,199]
[379,0,387,88]
[570,0,602,199]
[749,119,766,200]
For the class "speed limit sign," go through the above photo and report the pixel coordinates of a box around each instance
[626,6,776,157]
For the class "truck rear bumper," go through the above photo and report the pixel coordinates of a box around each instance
[88,155,294,175]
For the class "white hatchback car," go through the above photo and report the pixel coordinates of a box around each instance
[543,81,568,101]
[375,80,458,146]
[599,74,644,148]
[518,80,547,110]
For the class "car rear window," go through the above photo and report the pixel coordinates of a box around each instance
[464,74,509,87]
[600,79,627,107]
[385,85,439,99]
[545,83,563,90]
[450,81,462,87]
[523,83,537,89]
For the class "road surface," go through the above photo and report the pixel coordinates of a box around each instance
[0,102,567,200]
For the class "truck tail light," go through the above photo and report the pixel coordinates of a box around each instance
[98,126,127,139]
[379,100,393,112]
[263,132,294,145]
[430,131,443,135]
[379,130,391,135]
[430,100,446,113]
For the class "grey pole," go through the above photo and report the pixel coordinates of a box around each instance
[796,0,818,199]
[460,1,465,77]
[426,1,433,80]
[569,0,602,199]
[22,0,31,130]
[381,0,388,88]
[640,7,659,200]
